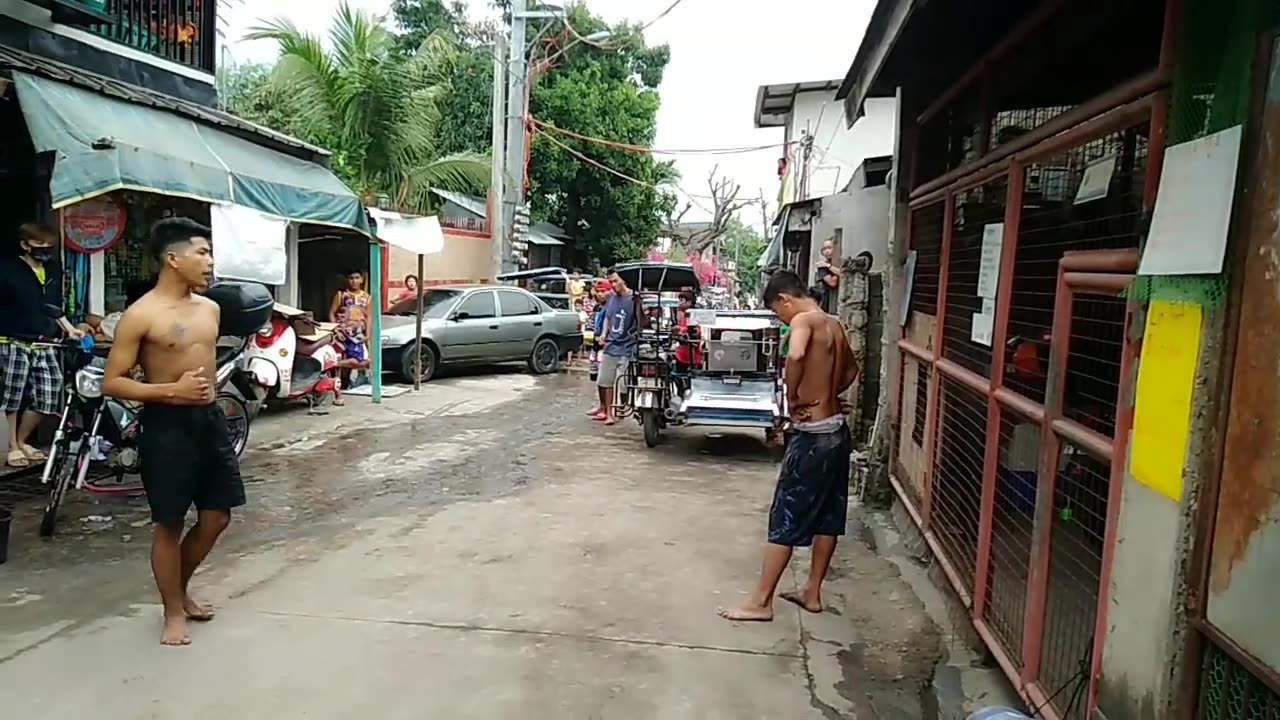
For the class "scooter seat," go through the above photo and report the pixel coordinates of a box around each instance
[296,335,334,358]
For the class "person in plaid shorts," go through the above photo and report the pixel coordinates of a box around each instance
[1,224,84,468]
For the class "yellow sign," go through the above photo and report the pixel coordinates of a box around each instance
[1130,300,1203,502]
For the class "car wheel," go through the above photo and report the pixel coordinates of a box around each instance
[399,342,438,383]
[528,337,560,375]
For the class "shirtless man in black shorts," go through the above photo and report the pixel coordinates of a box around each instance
[719,270,858,622]
[103,218,243,646]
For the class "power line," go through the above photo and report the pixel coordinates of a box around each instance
[536,129,716,214]
[557,0,689,56]
[532,118,791,156]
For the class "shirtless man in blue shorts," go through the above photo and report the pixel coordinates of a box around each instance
[719,269,858,622]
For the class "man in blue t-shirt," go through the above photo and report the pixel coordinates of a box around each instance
[596,269,643,425]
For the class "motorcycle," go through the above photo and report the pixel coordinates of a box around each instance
[38,338,252,537]
[242,309,341,415]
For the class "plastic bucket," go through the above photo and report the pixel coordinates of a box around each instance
[0,506,12,564]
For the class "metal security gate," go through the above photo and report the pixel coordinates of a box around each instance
[893,103,1157,719]
[1184,27,1280,720]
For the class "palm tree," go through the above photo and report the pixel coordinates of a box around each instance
[245,2,489,211]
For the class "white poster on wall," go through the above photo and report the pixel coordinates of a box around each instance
[971,297,996,346]
[976,223,1004,299]
[1138,125,1243,276]
[210,203,288,285]
[1074,154,1118,205]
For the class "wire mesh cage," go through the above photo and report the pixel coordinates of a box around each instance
[1007,122,1148,404]
[1038,437,1111,720]
[931,376,987,597]
[983,408,1038,667]
[944,177,1009,378]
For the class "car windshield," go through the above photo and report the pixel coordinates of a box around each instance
[386,289,462,318]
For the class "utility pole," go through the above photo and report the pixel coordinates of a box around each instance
[489,35,508,281]
[798,131,815,201]
[502,0,530,275]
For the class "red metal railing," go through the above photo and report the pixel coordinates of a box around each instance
[894,113,1154,720]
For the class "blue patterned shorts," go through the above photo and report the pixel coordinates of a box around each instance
[768,425,852,547]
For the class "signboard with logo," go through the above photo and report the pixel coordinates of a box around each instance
[62,195,127,254]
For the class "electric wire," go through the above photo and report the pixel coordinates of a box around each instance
[531,118,791,156]
[536,129,716,213]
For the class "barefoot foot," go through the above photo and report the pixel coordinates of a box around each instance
[161,615,192,646]
[184,596,216,622]
[717,604,774,622]
[779,590,823,614]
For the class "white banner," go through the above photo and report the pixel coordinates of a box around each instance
[210,203,288,285]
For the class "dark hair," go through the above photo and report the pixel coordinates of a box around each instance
[18,223,55,246]
[678,290,696,305]
[808,286,825,303]
[762,269,807,305]
[404,274,418,284]
[149,217,209,261]
[348,269,364,277]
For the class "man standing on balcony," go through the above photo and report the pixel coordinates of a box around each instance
[719,270,857,622]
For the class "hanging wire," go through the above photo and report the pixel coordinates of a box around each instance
[536,130,716,213]
[531,118,791,156]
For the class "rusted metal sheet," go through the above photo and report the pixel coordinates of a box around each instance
[1207,35,1280,675]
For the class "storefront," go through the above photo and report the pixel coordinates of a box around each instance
[0,46,372,325]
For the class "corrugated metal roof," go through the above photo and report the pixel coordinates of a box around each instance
[0,44,333,163]
[431,188,488,218]
[753,79,843,128]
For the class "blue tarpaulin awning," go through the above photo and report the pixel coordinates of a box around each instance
[13,72,370,236]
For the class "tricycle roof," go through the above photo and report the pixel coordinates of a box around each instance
[611,262,700,293]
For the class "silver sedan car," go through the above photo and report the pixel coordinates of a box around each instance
[379,285,584,383]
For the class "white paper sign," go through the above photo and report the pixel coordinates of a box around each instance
[210,203,288,285]
[1138,125,1243,276]
[1074,154,1117,205]
[971,297,996,346]
[976,223,1004,299]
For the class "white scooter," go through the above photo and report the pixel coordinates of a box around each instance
[242,311,342,414]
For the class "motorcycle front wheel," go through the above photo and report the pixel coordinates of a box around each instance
[40,443,83,538]
[217,392,251,458]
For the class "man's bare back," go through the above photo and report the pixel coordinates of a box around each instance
[786,310,857,425]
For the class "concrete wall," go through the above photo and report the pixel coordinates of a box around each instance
[787,95,895,199]
[808,182,891,281]
[388,231,492,288]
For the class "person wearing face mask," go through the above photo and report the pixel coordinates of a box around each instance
[0,223,84,468]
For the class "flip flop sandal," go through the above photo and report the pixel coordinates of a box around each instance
[22,446,47,461]
[6,449,30,468]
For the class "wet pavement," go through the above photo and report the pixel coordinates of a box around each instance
[0,368,943,719]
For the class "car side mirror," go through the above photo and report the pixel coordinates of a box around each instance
[451,312,470,322]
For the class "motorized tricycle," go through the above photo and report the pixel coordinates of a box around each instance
[607,262,705,447]
[616,300,785,448]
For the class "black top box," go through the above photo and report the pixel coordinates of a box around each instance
[205,281,274,337]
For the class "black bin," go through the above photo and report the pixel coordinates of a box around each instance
[205,281,274,337]
[0,506,12,564]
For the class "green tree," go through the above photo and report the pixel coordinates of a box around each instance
[525,6,677,264]
[245,2,489,211]
[720,218,768,298]
[392,1,677,264]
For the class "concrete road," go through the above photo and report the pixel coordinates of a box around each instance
[0,369,942,719]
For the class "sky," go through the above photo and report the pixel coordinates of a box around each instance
[220,0,879,227]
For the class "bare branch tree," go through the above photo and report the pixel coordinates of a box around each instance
[664,165,752,255]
